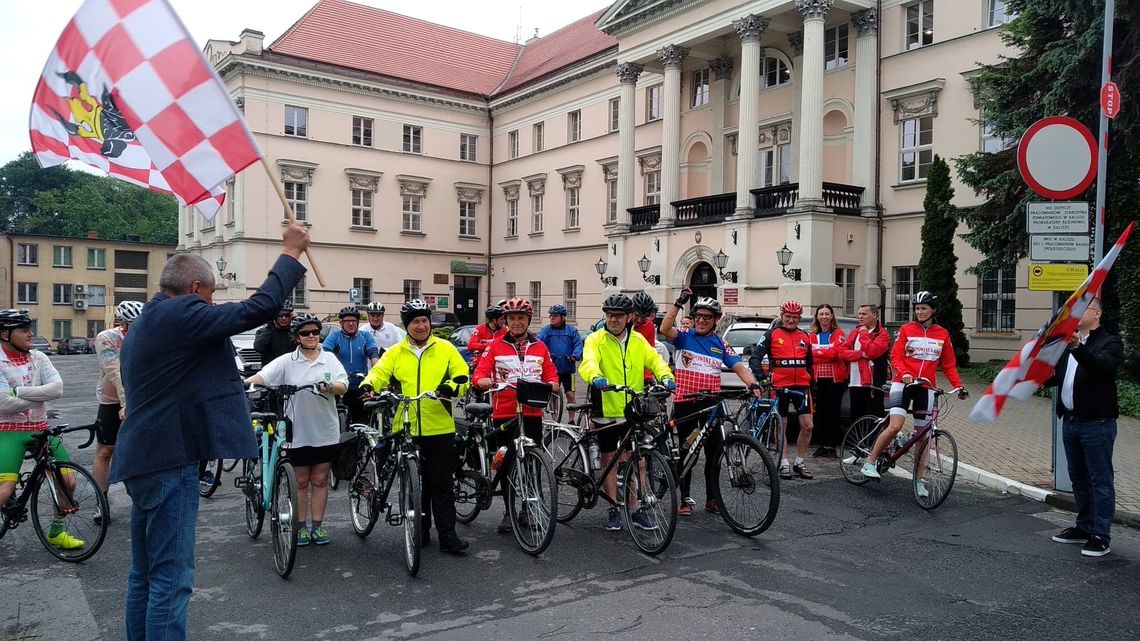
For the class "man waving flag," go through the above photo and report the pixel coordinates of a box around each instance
[970,222,1134,422]
[28,0,260,220]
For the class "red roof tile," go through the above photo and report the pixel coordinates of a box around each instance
[496,10,617,94]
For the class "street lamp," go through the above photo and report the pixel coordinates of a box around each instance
[637,254,660,285]
[215,257,237,282]
[595,257,617,287]
[713,249,737,283]
[775,244,800,280]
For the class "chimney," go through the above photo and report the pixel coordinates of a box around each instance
[239,29,264,56]
[86,231,98,239]
[525,28,540,44]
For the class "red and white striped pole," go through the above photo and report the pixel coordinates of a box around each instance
[1093,0,1114,262]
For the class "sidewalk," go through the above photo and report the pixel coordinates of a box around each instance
[941,375,1140,526]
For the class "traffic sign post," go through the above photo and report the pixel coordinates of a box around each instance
[1028,263,1090,291]
[1026,201,1089,234]
[1029,235,1091,262]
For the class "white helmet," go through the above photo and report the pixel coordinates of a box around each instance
[116,301,145,324]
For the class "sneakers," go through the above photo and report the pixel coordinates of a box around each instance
[199,471,217,488]
[605,507,621,531]
[682,496,697,507]
[1081,535,1111,557]
[497,512,513,534]
[310,526,330,545]
[860,462,881,479]
[779,463,793,480]
[792,462,813,479]
[704,500,719,515]
[439,534,470,554]
[677,503,693,516]
[1052,527,1091,544]
[630,508,658,530]
[296,528,310,547]
[46,530,86,550]
[915,480,929,498]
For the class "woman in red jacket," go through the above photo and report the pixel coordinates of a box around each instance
[809,304,846,458]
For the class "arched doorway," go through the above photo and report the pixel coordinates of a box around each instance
[689,262,717,305]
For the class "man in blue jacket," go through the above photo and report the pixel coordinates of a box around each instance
[322,305,379,424]
[111,223,308,641]
[536,304,583,410]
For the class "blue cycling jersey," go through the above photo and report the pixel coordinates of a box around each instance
[536,324,583,374]
[322,329,379,378]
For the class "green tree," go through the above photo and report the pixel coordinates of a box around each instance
[919,155,970,366]
[955,0,1139,375]
[0,151,83,231]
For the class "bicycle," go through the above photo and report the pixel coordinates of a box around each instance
[663,389,779,537]
[199,459,223,498]
[544,384,678,555]
[731,383,809,459]
[453,401,493,525]
[838,382,961,510]
[0,423,108,562]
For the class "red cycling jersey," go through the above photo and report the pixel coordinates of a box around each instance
[467,323,505,370]
[753,325,814,388]
[473,332,558,419]
[890,321,963,390]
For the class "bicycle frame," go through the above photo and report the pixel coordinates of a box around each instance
[665,393,736,481]
[878,390,947,467]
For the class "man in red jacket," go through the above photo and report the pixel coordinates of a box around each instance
[468,304,505,372]
[839,304,891,420]
[749,300,815,480]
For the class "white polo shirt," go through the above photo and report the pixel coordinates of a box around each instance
[257,348,348,449]
[364,320,406,351]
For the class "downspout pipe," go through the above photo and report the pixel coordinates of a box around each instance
[874,0,885,312]
[486,105,494,306]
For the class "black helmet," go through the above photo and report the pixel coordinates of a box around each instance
[401,299,432,326]
[280,299,294,312]
[485,305,503,320]
[365,301,385,314]
[601,293,633,314]
[912,291,938,307]
[631,291,658,317]
[338,305,361,320]
[290,313,321,335]
[692,297,723,318]
[0,308,32,331]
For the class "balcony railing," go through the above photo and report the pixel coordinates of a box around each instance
[821,182,865,214]
[752,182,865,217]
[628,204,660,232]
[673,193,736,227]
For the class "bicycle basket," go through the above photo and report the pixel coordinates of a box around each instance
[516,379,551,408]
[625,394,664,422]
[330,432,363,480]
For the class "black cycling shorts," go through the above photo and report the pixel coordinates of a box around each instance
[288,443,339,467]
[777,387,813,417]
[557,372,575,393]
[96,403,123,446]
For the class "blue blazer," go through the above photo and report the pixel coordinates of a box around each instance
[110,256,306,483]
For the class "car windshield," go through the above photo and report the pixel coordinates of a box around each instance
[724,328,765,351]
[450,326,475,346]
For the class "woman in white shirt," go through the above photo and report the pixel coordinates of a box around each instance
[246,314,348,546]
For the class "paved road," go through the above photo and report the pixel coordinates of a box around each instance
[3,356,1139,640]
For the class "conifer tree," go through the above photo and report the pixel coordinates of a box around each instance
[919,155,969,366]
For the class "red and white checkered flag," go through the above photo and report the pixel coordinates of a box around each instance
[28,0,260,220]
[970,222,1134,422]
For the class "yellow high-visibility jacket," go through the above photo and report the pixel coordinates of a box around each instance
[360,335,469,436]
[578,328,672,418]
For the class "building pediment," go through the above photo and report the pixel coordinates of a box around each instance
[882,78,945,124]
[596,0,693,36]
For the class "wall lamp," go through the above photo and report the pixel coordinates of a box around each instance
[637,254,661,285]
[595,257,618,287]
[712,249,738,283]
[775,244,801,281]
[216,257,237,282]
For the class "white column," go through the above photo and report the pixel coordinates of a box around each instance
[795,0,833,204]
[657,45,687,226]
[709,56,733,193]
[614,62,643,232]
[852,8,879,213]
[732,14,768,217]
[788,32,804,182]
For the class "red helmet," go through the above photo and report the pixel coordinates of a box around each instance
[780,300,803,315]
[501,297,533,318]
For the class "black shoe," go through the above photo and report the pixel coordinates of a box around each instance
[497,512,513,534]
[1081,535,1111,557]
[439,535,470,554]
[793,462,813,479]
[1052,527,1091,544]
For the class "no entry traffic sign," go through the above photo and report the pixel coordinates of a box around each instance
[1017,116,1098,200]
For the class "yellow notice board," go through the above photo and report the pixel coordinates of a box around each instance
[1029,263,1089,291]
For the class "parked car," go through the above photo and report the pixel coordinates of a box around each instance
[86,337,96,353]
[231,329,260,374]
[448,324,478,366]
[30,337,53,354]
[430,312,461,330]
[55,337,92,355]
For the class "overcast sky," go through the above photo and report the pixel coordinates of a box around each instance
[1,0,613,167]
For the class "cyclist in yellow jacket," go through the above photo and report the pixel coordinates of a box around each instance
[360,299,470,554]
[578,293,674,531]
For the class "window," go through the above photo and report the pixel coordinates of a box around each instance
[114,250,147,270]
[87,248,106,269]
[403,279,421,300]
[567,110,581,143]
[905,0,934,50]
[533,122,544,152]
[506,199,518,236]
[835,266,856,314]
[284,106,307,137]
[353,278,373,306]
[824,24,849,70]
[87,320,106,337]
[979,267,1016,331]
[980,110,1014,154]
[114,273,147,288]
[53,245,72,268]
[531,194,544,234]
[529,282,542,322]
[761,144,793,186]
[53,283,73,305]
[900,116,934,182]
[402,125,422,153]
[52,320,72,341]
[283,181,307,222]
[87,285,107,307]
[506,282,516,299]
[17,243,38,266]
[989,0,1016,26]
[893,266,919,323]
[351,189,373,227]
[609,98,620,132]
[291,275,307,307]
[566,188,580,229]
[761,57,790,89]
[564,280,577,321]
[646,85,663,121]
[17,282,37,304]
[508,130,519,159]
[460,134,478,161]
[402,195,422,232]
[459,201,477,237]
[352,116,373,146]
[606,176,618,224]
[691,68,710,107]
[644,171,661,205]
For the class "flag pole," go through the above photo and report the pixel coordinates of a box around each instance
[260,156,326,287]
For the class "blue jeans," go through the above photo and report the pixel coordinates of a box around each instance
[1062,416,1117,539]
[124,464,199,641]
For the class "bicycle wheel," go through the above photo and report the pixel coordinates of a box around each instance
[242,459,264,538]
[713,434,779,537]
[30,461,108,563]
[753,413,784,458]
[454,468,487,525]
[543,388,565,423]
[400,456,422,577]
[507,446,558,556]
[913,430,958,510]
[271,462,299,578]
[542,426,587,523]
[839,415,885,485]
[199,459,223,498]
[349,449,381,537]
[223,459,239,472]
[621,448,677,556]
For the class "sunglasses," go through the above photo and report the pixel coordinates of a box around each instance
[693,314,716,320]
[297,329,321,337]
[277,313,293,318]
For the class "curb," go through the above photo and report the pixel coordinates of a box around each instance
[1043,490,1140,530]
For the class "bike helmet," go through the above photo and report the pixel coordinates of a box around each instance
[548,304,568,316]
[365,301,385,314]
[116,300,145,324]
[601,293,634,314]
[780,300,804,315]
[501,297,533,318]
[290,313,321,335]
[279,299,294,312]
[484,305,503,320]
[912,291,938,307]
[338,305,361,320]
[0,308,33,331]
[692,297,723,318]
[400,299,432,326]
[631,291,658,317]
